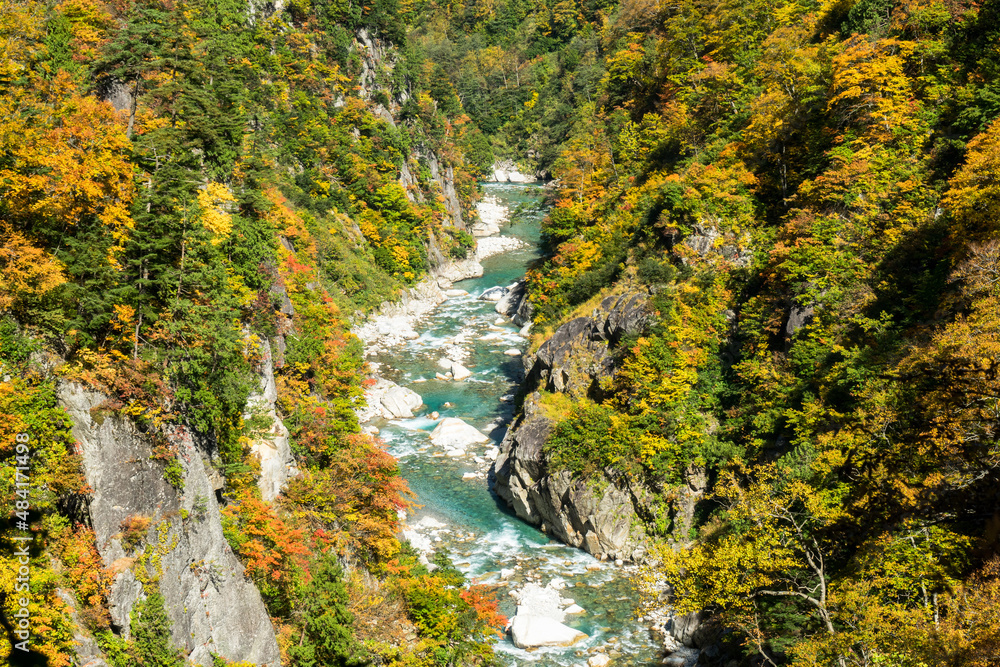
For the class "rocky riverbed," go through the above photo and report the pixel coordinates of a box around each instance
[350,183,698,665]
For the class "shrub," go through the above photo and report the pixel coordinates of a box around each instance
[119,515,151,553]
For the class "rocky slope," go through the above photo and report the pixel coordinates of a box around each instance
[58,384,281,667]
[50,23,486,665]
[491,291,707,563]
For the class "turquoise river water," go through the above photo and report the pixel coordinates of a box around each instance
[372,183,660,666]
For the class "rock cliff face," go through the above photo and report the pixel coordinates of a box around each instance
[246,338,297,502]
[494,279,534,327]
[58,383,281,666]
[355,28,469,232]
[492,291,706,562]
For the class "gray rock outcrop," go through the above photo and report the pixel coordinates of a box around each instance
[479,286,508,302]
[358,377,424,421]
[492,290,701,562]
[246,338,297,502]
[58,383,281,666]
[495,279,533,326]
[429,418,490,450]
[434,256,484,285]
[680,222,752,268]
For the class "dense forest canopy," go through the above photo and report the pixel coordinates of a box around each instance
[0,0,500,663]
[433,0,1000,664]
[1,0,1000,664]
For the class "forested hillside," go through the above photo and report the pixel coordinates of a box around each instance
[425,0,1000,664]
[0,0,503,664]
[4,0,1000,665]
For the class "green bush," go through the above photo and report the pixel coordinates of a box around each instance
[446,228,477,259]
[545,402,637,478]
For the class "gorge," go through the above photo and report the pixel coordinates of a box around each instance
[3,0,1000,666]
[355,183,688,665]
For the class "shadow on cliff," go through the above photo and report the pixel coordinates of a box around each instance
[0,591,51,666]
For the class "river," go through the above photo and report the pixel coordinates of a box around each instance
[372,183,661,666]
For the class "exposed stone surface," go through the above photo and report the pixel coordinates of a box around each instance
[430,418,490,449]
[357,378,424,421]
[531,291,654,400]
[475,193,510,233]
[491,159,541,183]
[471,220,500,237]
[57,588,110,667]
[246,338,297,502]
[588,654,611,667]
[507,583,587,649]
[680,222,752,268]
[355,28,468,230]
[477,235,527,261]
[669,611,704,647]
[649,606,720,662]
[353,278,449,356]
[662,647,700,667]
[382,384,424,418]
[479,286,509,302]
[450,362,472,381]
[58,383,281,666]
[495,279,534,326]
[509,616,587,649]
[785,302,815,338]
[492,290,708,562]
[434,256,484,284]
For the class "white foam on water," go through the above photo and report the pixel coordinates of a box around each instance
[392,416,438,432]
[383,439,419,460]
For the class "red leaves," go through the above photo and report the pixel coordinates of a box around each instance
[460,585,508,636]
[221,490,311,606]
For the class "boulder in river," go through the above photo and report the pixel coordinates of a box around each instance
[381,385,423,419]
[430,418,490,449]
[451,362,472,381]
[479,286,509,302]
[495,280,531,325]
[509,616,587,649]
[588,654,611,667]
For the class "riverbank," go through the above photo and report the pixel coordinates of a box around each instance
[349,183,666,666]
[354,190,526,358]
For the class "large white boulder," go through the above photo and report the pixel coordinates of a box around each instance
[509,616,587,649]
[479,286,509,302]
[506,582,587,649]
[512,583,566,621]
[450,362,472,381]
[430,418,489,449]
[491,160,539,183]
[381,385,423,419]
